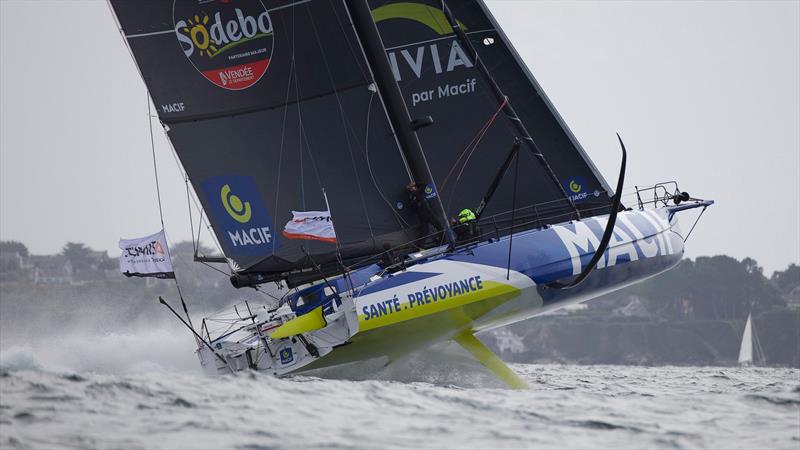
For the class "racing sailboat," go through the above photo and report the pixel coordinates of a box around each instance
[738,312,766,366]
[109,0,712,387]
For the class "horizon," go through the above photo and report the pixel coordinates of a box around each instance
[2,237,795,278]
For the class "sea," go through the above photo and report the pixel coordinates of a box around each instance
[0,325,797,450]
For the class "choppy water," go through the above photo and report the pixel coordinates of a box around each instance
[1,342,797,450]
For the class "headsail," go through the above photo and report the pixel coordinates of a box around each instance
[369,0,615,221]
[110,0,434,278]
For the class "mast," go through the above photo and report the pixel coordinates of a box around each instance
[344,0,455,246]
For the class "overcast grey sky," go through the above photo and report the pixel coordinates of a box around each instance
[1,0,798,274]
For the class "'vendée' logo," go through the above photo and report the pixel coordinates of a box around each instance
[173,0,274,90]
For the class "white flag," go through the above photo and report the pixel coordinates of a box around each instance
[118,229,175,279]
[282,211,337,243]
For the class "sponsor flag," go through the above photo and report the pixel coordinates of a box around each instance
[282,211,337,243]
[118,229,175,279]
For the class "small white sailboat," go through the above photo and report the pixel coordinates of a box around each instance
[738,312,766,366]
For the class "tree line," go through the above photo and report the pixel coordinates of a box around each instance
[1,240,797,321]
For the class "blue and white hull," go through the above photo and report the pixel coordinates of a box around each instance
[199,204,706,385]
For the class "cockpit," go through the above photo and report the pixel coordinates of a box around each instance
[287,283,342,317]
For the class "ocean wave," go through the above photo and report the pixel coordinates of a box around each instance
[2,365,796,449]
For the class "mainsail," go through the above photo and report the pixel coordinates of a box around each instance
[110,0,433,279]
[110,0,615,284]
[370,0,615,221]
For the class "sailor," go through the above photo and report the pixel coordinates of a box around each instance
[458,208,476,224]
[454,208,479,242]
[405,182,443,246]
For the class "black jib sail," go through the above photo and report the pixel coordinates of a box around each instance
[369,0,614,223]
[110,0,443,279]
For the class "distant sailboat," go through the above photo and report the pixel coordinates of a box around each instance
[738,312,765,366]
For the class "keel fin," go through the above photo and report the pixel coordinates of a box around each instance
[270,307,326,339]
[454,331,529,389]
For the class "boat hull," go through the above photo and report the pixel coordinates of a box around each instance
[302,207,684,370]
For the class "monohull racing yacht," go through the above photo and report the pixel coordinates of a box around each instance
[110,0,712,387]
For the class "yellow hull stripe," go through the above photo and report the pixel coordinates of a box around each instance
[270,306,326,339]
[358,280,520,332]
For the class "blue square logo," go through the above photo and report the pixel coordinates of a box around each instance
[201,175,278,256]
[562,175,594,204]
[279,347,293,365]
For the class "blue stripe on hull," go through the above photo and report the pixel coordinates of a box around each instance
[295,207,696,372]
[339,208,681,309]
[445,209,680,282]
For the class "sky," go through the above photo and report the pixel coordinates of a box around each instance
[1,0,798,275]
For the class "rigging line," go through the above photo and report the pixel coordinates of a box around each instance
[161,229,196,331]
[454,97,507,183]
[328,0,369,82]
[195,208,205,258]
[444,98,508,214]
[273,10,297,253]
[422,2,457,49]
[150,106,228,272]
[683,205,708,243]
[292,104,329,212]
[287,10,306,210]
[440,2,580,219]
[440,116,492,191]
[147,95,165,228]
[163,135,226,259]
[147,96,196,330]
[308,5,374,238]
[198,260,231,277]
[281,10,327,211]
[185,176,197,255]
[506,149,520,280]
[286,18,324,203]
[253,284,282,302]
[440,96,508,192]
[322,188,348,278]
[336,90,409,230]
[299,120,325,193]
[364,91,411,228]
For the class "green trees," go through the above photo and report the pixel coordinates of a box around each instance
[623,255,786,321]
[61,242,92,273]
[771,264,800,297]
[0,241,29,258]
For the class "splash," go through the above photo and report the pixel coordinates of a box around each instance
[0,317,200,375]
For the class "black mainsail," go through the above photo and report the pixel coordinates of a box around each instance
[110,0,614,285]
[110,0,445,280]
